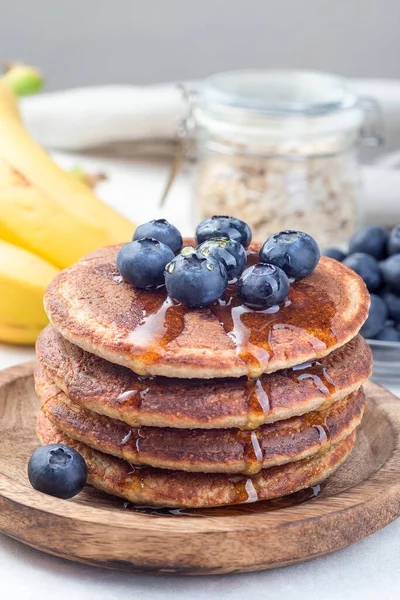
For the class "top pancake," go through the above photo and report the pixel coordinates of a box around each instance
[44,243,370,379]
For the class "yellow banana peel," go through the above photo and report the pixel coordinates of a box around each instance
[0,81,134,269]
[0,80,136,344]
[0,240,59,345]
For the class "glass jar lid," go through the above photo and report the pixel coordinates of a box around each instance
[198,69,359,117]
[193,70,368,152]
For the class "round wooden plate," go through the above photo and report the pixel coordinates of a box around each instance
[0,361,399,575]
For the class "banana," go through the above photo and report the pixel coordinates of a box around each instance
[1,63,44,96]
[0,81,134,269]
[0,240,58,344]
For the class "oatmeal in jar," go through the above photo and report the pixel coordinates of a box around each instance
[191,70,379,247]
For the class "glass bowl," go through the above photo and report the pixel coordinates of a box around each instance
[368,339,400,382]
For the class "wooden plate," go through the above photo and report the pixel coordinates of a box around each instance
[0,361,399,575]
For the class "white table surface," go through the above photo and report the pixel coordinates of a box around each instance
[1,152,400,600]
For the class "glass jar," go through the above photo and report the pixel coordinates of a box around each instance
[190,70,381,247]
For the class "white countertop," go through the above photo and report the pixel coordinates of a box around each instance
[1,152,400,600]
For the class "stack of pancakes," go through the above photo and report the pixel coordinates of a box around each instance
[35,243,372,508]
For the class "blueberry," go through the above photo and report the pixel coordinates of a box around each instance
[197,237,246,279]
[380,254,400,293]
[196,216,252,248]
[133,219,182,253]
[28,444,87,499]
[323,247,346,262]
[388,225,400,255]
[360,294,388,339]
[348,226,389,260]
[343,253,382,292]
[375,325,400,342]
[380,291,400,323]
[237,263,290,309]
[165,247,228,308]
[259,231,320,280]
[117,238,174,289]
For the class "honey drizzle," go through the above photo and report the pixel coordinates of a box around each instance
[244,479,259,503]
[113,378,151,421]
[135,427,145,453]
[245,378,271,428]
[236,428,264,474]
[125,485,322,517]
[289,360,336,396]
[302,411,331,444]
[297,373,329,395]
[209,279,337,378]
[124,296,175,362]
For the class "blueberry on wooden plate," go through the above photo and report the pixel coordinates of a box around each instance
[117,238,174,289]
[165,247,228,308]
[197,237,246,279]
[195,216,252,249]
[133,219,183,254]
[260,230,320,280]
[28,444,87,499]
[237,263,290,309]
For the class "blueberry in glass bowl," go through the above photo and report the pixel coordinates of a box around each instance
[360,294,388,339]
[375,325,400,342]
[348,225,389,260]
[387,224,400,255]
[340,222,400,381]
[343,253,382,292]
[380,255,400,294]
[323,247,346,262]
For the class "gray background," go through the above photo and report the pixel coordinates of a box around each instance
[1,0,400,90]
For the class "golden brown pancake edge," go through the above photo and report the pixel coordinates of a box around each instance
[37,326,373,429]
[36,412,356,508]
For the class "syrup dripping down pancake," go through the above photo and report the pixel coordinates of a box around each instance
[37,326,372,429]
[36,412,356,508]
[36,366,365,475]
[44,243,370,379]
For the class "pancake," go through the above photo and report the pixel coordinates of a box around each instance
[36,366,365,474]
[44,243,370,379]
[36,412,356,508]
[37,326,372,429]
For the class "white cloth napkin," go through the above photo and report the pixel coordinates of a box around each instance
[17,78,400,151]
[18,84,187,150]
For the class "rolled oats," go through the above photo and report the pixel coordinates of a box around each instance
[196,144,359,247]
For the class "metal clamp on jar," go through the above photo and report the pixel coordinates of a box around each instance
[186,70,382,247]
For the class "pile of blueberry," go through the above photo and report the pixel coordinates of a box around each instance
[117,216,320,309]
[324,225,400,342]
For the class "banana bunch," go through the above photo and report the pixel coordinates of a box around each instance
[0,69,135,344]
